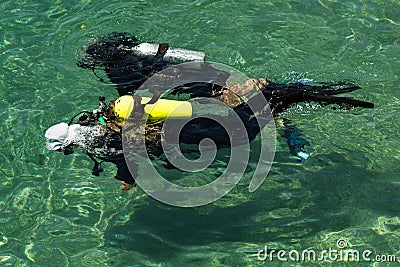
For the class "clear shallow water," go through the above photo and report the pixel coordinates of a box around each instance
[0,0,399,266]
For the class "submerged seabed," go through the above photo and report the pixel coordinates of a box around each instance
[0,0,399,266]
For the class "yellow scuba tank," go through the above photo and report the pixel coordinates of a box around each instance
[113,95,192,121]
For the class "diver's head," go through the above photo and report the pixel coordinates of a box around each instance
[45,122,74,155]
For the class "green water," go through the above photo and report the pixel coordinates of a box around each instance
[1,0,399,266]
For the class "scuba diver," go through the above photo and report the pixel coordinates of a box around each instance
[45,32,374,191]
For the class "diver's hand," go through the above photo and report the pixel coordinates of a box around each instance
[119,180,136,191]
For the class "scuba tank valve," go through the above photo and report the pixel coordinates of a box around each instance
[97,96,107,125]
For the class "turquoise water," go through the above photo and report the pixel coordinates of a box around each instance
[1,0,399,266]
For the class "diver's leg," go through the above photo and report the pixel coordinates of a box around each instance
[114,159,137,191]
[278,119,310,163]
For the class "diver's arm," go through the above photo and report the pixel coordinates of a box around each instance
[146,88,162,104]
[88,155,104,176]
